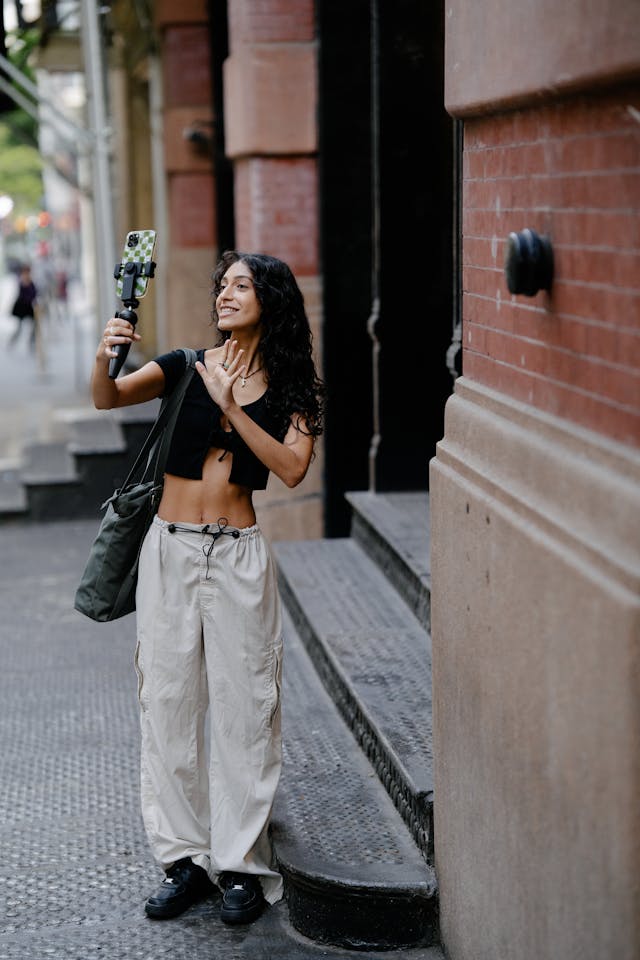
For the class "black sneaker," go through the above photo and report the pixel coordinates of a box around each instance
[144,857,214,919]
[220,873,265,925]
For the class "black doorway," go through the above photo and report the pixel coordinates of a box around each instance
[319,0,455,535]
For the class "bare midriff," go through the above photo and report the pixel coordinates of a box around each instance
[157,446,256,528]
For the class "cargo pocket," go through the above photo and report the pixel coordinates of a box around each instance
[268,642,283,728]
[134,640,146,709]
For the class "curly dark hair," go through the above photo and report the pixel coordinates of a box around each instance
[211,251,324,441]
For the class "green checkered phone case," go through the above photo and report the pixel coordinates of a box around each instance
[115,230,157,299]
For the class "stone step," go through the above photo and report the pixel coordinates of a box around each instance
[0,460,28,517]
[22,439,77,481]
[0,401,159,524]
[272,605,439,952]
[274,536,434,859]
[62,409,127,455]
[346,490,431,630]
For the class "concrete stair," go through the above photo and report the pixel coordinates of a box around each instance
[272,490,438,952]
[0,401,160,523]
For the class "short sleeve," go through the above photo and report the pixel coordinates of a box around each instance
[154,349,187,397]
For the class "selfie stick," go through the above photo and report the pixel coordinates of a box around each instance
[109,258,156,379]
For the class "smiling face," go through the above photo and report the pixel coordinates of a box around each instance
[215,260,262,335]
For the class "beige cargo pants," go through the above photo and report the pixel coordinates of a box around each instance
[135,515,284,904]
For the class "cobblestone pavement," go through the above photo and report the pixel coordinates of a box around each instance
[0,520,442,960]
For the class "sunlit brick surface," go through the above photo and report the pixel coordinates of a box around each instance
[462,87,640,445]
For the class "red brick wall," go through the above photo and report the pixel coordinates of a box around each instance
[224,0,318,278]
[462,86,640,446]
[154,7,217,347]
[228,0,314,47]
[163,26,212,107]
[160,20,215,249]
[234,158,318,274]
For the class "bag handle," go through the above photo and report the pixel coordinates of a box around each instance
[114,348,198,495]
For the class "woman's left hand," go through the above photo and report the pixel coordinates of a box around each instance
[195,339,245,411]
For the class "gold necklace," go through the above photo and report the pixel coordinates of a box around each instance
[240,366,263,388]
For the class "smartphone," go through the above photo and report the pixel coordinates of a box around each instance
[115,229,157,300]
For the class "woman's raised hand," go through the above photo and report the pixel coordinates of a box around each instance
[196,339,245,411]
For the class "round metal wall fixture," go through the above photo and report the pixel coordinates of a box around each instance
[504,228,554,296]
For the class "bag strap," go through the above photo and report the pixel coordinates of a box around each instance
[152,348,199,485]
[117,347,198,492]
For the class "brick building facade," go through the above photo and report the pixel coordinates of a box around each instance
[461,93,639,444]
[430,3,640,958]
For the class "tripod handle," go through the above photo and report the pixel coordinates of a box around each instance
[108,306,138,379]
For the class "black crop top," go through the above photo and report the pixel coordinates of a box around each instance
[154,348,279,490]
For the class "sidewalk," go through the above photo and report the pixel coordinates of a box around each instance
[0,274,95,461]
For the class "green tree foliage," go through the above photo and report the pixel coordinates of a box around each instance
[3,28,41,146]
[0,121,42,212]
[0,25,43,213]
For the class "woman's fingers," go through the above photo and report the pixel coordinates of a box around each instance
[223,340,236,363]
[102,317,140,354]
[227,365,245,384]
[220,340,243,372]
[228,347,243,369]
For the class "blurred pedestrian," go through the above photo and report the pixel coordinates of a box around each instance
[90,250,324,925]
[9,264,38,350]
[56,268,68,307]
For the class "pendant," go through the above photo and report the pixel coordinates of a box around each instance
[240,376,246,387]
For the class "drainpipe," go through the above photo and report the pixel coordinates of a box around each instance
[367,0,381,493]
[446,119,464,383]
[148,54,168,354]
[80,0,116,337]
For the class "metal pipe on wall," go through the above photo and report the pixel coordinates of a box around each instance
[367,0,381,493]
[80,0,116,337]
[148,54,168,355]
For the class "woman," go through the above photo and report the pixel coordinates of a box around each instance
[91,251,324,924]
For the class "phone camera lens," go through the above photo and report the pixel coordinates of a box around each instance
[128,233,139,248]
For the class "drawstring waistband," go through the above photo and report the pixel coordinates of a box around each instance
[166,517,241,579]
